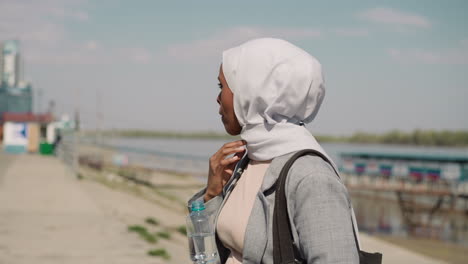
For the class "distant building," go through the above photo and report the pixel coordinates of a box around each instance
[1,40,20,87]
[0,40,33,118]
[2,112,54,153]
[0,42,3,85]
[0,40,35,143]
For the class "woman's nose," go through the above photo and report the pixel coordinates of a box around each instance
[216,92,221,104]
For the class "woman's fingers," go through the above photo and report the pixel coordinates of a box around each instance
[222,140,246,149]
[220,155,239,166]
[234,149,246,159]
[213,140,246,164]
[205,140,246,201]
[221,146,245,156]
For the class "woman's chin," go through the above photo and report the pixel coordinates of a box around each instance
[223,124,240,136]
[225,127,235,136]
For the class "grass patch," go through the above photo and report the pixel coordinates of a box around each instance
[156,231,171,240]
[128,225,158,244]
[145,217,159,226]
[118,169,137,179]
[128,225,146,233]
[147,248,171,259]
[176,225,187,236]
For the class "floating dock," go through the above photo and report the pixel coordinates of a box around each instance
[340,151,468,239]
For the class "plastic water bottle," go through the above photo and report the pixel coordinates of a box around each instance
[187,200,217,263]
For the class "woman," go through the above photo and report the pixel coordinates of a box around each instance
[188,38,359,264]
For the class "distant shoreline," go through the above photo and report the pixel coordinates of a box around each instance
[83,129,468,147]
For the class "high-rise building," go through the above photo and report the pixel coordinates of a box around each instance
[2,40,20,87]
[0,42,3,85]
[0,40,32,117]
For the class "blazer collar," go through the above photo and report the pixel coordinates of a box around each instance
[260,151,297,193]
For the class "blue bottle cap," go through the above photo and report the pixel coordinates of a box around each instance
[191,200,205,212]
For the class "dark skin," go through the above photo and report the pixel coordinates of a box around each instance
[217,65,242,136]
[204,65,245,202]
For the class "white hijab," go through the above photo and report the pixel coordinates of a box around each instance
[222,38,334,165]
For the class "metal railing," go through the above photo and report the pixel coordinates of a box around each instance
[56,130,79,177]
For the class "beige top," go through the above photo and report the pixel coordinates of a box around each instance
[217,160,272,264]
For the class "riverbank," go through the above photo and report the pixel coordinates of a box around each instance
[76,144,466,263]
[1,150,465,263]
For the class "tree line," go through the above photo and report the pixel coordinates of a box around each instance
[316,130,468,147]
[100,129,468,147]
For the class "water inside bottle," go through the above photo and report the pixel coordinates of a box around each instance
[189,232,217,263]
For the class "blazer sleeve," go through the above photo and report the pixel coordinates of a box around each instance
[187,187,223,224]
[290,163,359,264]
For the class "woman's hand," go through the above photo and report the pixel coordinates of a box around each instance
[204,140,246,202]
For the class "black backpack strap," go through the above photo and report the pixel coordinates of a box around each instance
[273,149,382,264]
[273,149,324,264]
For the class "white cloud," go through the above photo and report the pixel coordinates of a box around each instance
[167,26,321,61]
[0,0,89,42]
[26,43,153,65]
[84,40,98,51]
[69,11,89,21]
[0,0,97,65]
[46,6,88,21]
[461,39,468,47]
[333,28,369,37]
[127,48,152,64]
[358,7,431,28]
[0,0,150,66]
[388,44,468,65]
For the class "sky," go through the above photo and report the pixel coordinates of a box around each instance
[0,0,467,135]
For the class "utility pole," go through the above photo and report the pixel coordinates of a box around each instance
[37,88,43,114]
[96,88,103,145]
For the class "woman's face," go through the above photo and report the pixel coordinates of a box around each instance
[217,65,242,135]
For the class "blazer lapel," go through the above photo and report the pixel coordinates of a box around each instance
[215,155,250,263]
[242,152,295,263]
[242,192,269,264]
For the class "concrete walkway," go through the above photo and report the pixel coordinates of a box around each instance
[360,234,447,264]
[0,153,158,264]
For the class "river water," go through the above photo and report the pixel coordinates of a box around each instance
[99,137,468,246]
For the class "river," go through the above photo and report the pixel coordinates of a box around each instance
[97,137,468,246]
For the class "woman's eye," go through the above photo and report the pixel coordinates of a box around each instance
[218,82,223,89]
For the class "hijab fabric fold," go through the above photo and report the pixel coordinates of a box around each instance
[222,38,334,166]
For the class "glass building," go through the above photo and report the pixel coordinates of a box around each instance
[0,40,32,117]
[0,83,33,115]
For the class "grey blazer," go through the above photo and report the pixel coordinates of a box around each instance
[188,151,359,264]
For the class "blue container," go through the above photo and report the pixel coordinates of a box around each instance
[4,145,27,154]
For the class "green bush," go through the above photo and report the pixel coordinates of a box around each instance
[156,231,171,240]
[145,217,159,226]
[147,248,171,259]
[176,225,187,236]
[128,225,146,233]
[118,169,137,178]
[142,232,157,243]
[128,225,157,244]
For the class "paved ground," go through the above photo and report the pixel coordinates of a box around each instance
[0,153,160,264]
[0,152,449,264]
[360,234,447,264]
